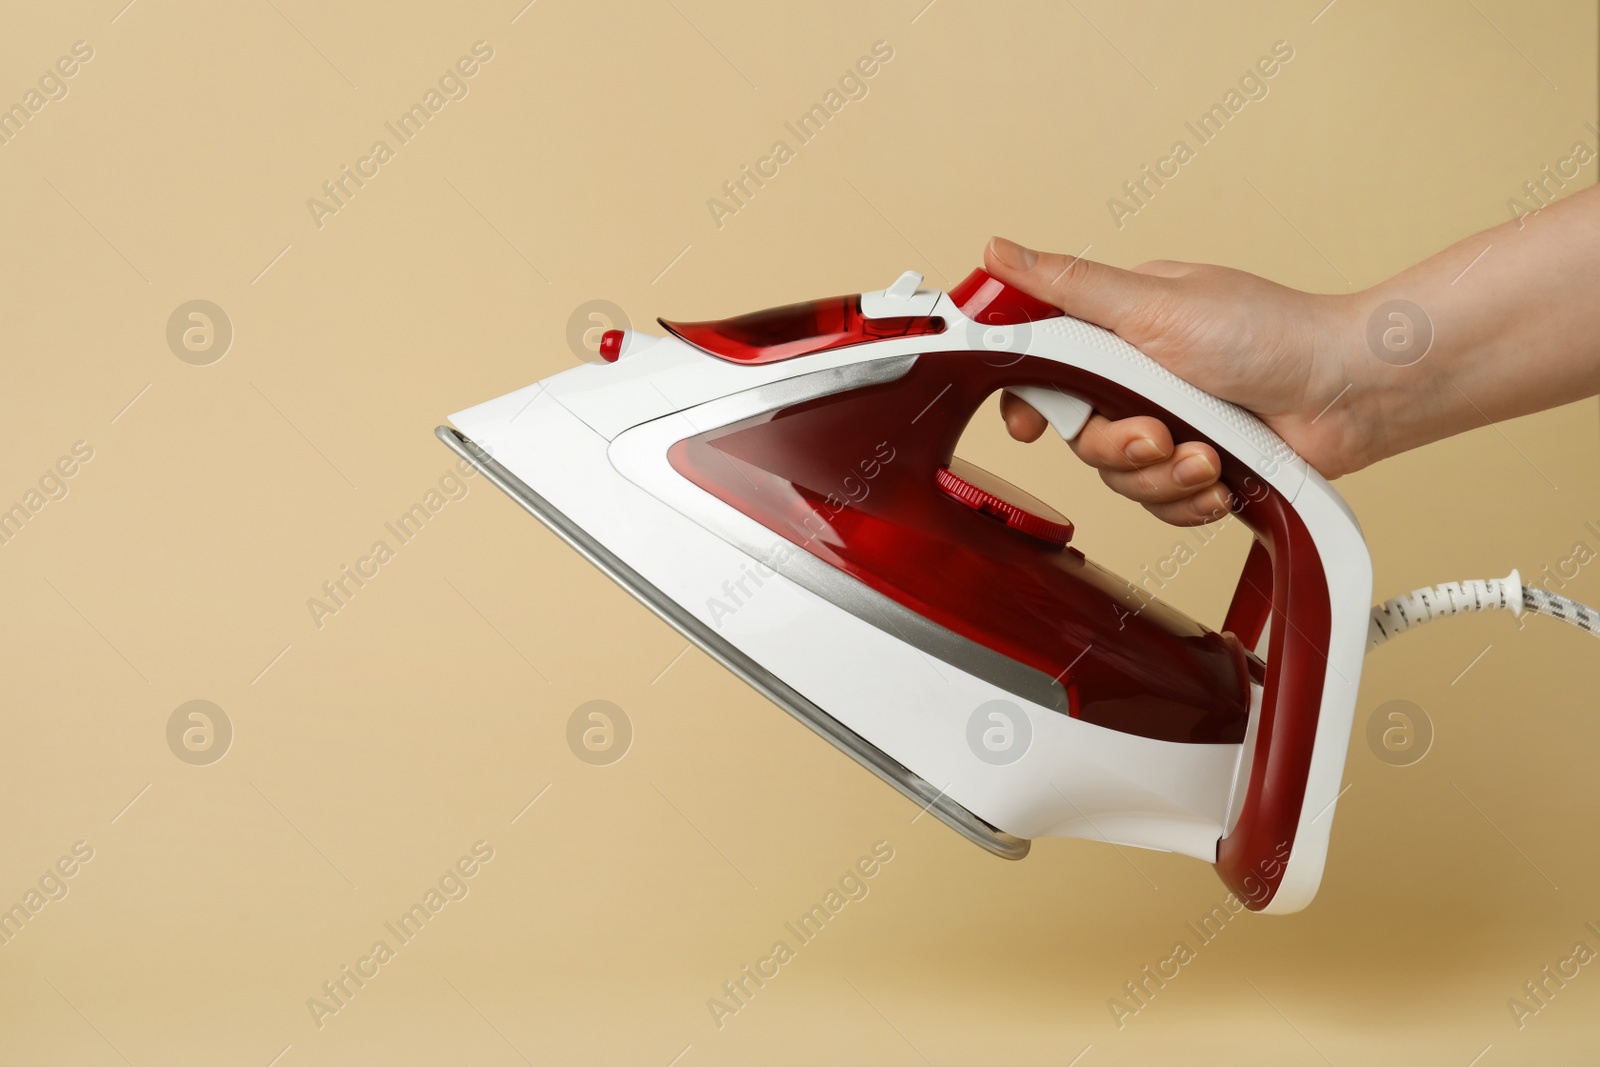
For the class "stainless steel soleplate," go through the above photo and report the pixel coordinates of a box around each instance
[436,424,1029,861]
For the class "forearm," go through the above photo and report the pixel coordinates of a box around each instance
[1339,185,1600,469]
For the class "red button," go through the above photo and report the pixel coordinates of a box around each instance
[948,268,1064,326]
[936,459,1073,547]
[599,329,624,363]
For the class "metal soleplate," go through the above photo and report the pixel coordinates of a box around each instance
[436,424,1029,861]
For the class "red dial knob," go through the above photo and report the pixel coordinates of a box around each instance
[599,329,624,363]
[935,459,1074,547]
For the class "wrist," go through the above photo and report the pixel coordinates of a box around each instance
[1280,291,1389,478]
[1305,288,1444,476]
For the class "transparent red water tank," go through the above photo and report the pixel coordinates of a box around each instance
[660,295,945,364]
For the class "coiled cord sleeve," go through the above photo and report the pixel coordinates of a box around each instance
[1368,569,1600,649]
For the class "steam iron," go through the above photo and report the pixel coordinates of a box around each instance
[439,268,1371,914]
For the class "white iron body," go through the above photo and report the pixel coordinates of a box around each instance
[443,271,1371,914]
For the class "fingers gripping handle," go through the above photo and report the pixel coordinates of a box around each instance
[951,267,1307,499]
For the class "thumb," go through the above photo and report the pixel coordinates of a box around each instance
[985,236,1167,333]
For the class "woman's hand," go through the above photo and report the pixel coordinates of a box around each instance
[985,236,1362,526]
[987,185,1600,526]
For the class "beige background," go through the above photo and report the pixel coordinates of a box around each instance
[2,0,1597,1063]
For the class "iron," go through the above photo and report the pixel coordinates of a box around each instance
[438,268,1371,913]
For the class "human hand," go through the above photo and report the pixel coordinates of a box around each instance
[985,236,1362,526]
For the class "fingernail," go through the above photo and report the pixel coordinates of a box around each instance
[1125,437,1166,464]
[1197,486,1231,519]
[989,236,1037,270]
[1173,453,1217,488]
